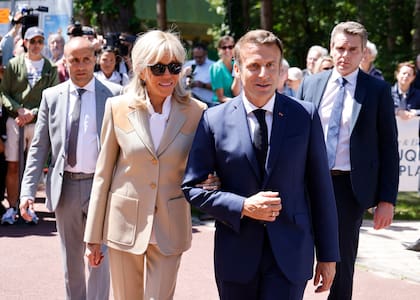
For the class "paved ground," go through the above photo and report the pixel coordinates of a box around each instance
[1,196,420,299]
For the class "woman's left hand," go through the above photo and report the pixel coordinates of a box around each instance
[195,173,221,191]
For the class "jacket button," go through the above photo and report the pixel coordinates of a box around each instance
[151,158,158,165]
[150,182,156,189]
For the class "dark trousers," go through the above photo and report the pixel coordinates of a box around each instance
[328,174,365,300]
[216,230,306,300]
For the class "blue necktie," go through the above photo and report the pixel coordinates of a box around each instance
[253,109,268,178]
[326,78,347,169]
[68,88,86,167]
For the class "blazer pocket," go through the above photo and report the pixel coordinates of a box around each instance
[104,192,138,246]
[167,196,191,242]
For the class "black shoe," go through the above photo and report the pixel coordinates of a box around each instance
[199,213,214,221]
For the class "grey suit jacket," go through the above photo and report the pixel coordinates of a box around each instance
[20,78,121,211]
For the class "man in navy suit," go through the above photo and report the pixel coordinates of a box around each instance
[296,21,399,300]
[182,29,340,300]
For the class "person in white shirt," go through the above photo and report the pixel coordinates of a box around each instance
[94,46,129,86]
[183,43,215,106]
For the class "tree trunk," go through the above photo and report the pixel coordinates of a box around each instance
[156,0,167,31]
[413,0,420,54]
[260,0,273,31]
[99,5,134,33]
[242,0,250,31]
[386,0,398,52]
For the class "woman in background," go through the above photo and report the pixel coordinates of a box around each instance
[210,35,240,104]
[391,61,420,119]
[94,46,130,86]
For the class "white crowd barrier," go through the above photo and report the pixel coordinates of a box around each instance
[397,116,419,192]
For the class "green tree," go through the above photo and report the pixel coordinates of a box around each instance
[74,0,141,34]
[208,0,418,81]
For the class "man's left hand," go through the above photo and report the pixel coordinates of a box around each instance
[15,107,34,126]
[313,261,336,293]
[373,201,394,230]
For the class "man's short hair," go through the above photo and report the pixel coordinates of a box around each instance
[192,42,208,52]
[234,29,283,66]
[330,21,368,49]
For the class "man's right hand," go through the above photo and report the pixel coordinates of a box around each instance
[85,243,104,267]
[242,191,282,222]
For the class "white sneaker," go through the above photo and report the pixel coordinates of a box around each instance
[26,208,39,224]
[1,208,17,225]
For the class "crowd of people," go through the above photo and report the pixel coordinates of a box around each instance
[0,14,419,300]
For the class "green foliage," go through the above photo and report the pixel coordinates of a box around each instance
[365,192,420,220]
[207,0,418,82]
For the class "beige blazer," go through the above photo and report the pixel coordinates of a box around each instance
[84,94,206,255]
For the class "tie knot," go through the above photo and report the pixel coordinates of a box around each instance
[77,88,86,98]
[338,77,347,87]
[254,109,266,124]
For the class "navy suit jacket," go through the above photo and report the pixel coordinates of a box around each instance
[296,69,399,208]
[182,93,340,284]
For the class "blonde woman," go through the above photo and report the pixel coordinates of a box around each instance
[84,30,207,300]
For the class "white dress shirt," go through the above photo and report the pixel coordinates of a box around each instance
[242,92,275,166]
[146,94,172,151]
[319,68,358,171]
[65,78,98,173]
[146,93,171,244]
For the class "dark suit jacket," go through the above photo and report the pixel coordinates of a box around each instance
[182,93,340,284]
[20,78,122,211]
[296,69,399,208]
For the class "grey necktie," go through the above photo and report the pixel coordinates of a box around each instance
[326,77,347,169]
[68,88,86,167]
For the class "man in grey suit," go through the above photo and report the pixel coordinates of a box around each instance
[296,21,399,300]
[19,37,121,299]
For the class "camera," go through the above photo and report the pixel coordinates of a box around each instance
[104,32,136,57]
[185,64,196,88]
[67,20,83,37]
[12,6,49,39]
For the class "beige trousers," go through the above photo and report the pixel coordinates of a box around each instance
[109,244,182,300]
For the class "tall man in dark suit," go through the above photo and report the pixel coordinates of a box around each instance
[296,21,399,300]
[19,37,121,299]
[182,29,340,300]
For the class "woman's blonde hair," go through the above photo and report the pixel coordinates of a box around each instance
[124,30,189,108]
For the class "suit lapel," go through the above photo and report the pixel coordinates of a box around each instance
[128,105,156,157]
[265,94,287,184]
[156,99,186,156]
[313,71,331,109]
[231,98,261,180]
[60,83,70,150]
[351,71,366,134]
[94,79,107,136]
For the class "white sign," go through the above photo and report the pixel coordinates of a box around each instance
[397,116,419,191]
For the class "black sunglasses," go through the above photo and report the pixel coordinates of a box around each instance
[29,39,44,45]
[220,45,234,50]
[148,62,182,76]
